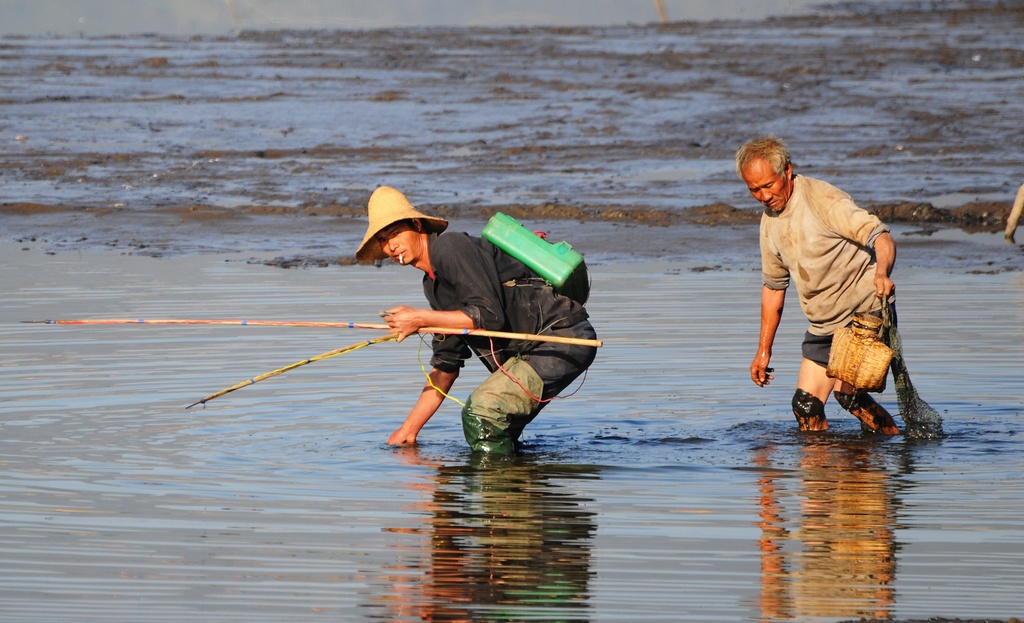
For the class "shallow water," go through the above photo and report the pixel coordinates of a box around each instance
[1,245,1021,622]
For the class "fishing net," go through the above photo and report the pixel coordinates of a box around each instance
[884,301,944,439]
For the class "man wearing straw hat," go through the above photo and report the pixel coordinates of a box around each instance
[357,186,598,453]
[736,135,901,435]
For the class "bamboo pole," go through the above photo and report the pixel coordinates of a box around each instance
[185,335,397,408]
[25,318,603,348]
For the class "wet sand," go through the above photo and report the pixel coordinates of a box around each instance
[1,2,1023,271]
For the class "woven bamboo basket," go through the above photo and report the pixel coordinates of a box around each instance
[827,313,892,392]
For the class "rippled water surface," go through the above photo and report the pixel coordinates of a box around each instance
[1,246,1021,622]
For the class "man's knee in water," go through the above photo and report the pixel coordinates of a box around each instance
[461,400,516,454]
[792,389,827,430]
[834,389,899,434]
[833,389,874,412]
[460,358,544,454]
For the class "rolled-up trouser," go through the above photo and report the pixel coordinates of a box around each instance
[461,357,545,454]
[461,319,597,453]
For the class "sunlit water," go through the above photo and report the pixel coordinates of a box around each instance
[1,245,1021,622]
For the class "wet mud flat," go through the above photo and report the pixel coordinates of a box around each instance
[1,2,1023,268]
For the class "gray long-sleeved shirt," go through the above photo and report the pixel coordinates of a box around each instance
[760,175,889,336]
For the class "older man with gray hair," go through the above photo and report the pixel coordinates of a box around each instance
[736,135,901,434]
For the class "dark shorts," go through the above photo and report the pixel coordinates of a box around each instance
[522,319,598,401]
[801,331,833,367]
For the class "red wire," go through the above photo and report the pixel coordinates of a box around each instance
[487,337,587,403]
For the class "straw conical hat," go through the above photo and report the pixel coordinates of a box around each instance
[356,186,448,262]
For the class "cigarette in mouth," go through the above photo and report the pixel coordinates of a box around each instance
[398,254,404,265]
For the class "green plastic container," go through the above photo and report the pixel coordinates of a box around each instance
[482,212,589,304]
[482,212,581,285]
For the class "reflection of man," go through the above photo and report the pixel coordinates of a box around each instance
[736,135,900,434]
[753,443,897,621]
[382,451,598,621]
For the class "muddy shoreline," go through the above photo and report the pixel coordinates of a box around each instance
[4,196,1021,273]
[2,2,1022,271]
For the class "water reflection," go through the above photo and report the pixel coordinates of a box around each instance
[378,450,599,622]
[753,441,897,622]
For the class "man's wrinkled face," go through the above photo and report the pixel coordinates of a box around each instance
[741,158,794,213]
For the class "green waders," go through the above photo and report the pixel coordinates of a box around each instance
[461,357,545,454]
